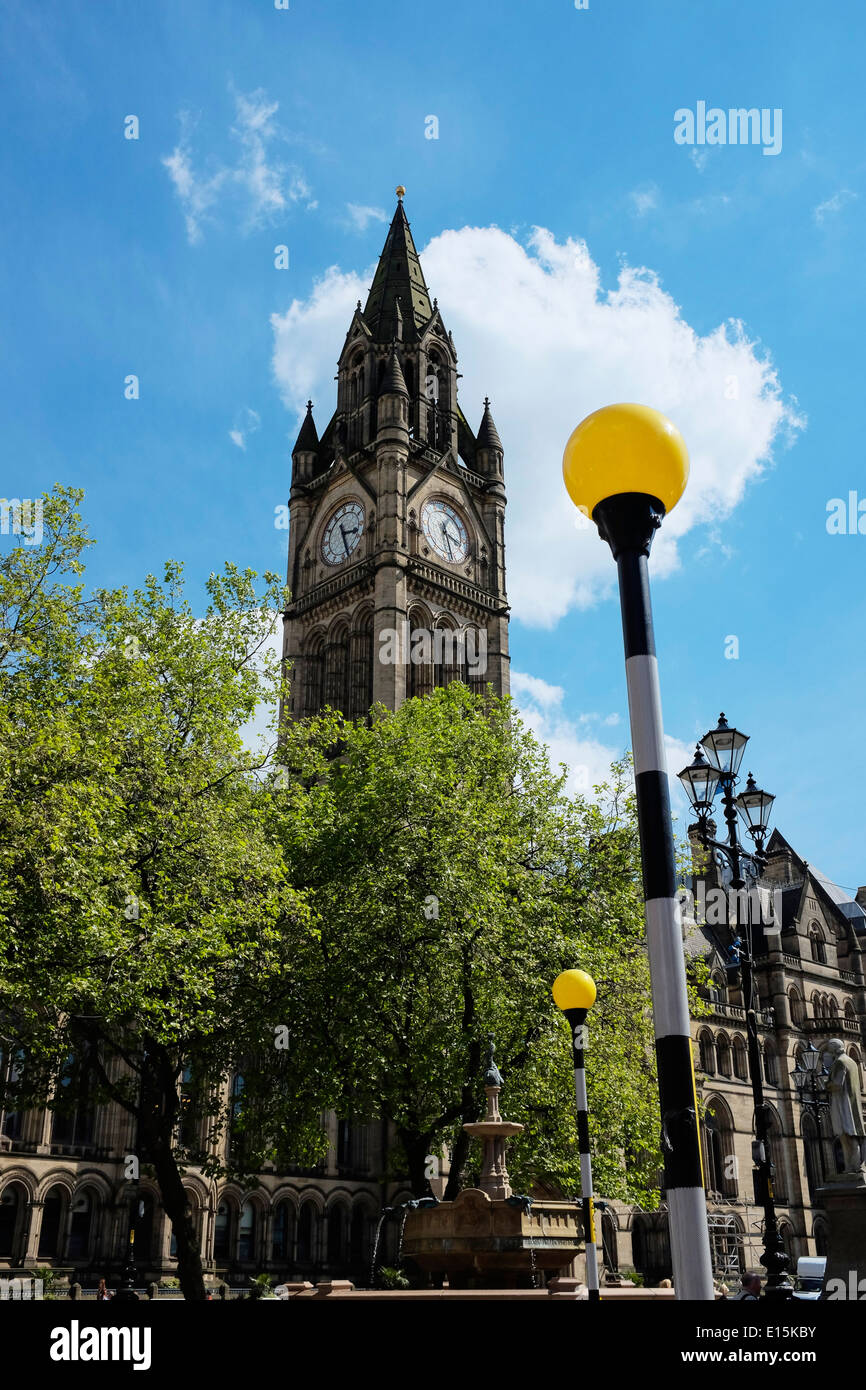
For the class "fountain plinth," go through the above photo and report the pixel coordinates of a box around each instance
[401,1041,584,1289]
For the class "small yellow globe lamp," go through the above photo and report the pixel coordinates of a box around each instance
[562,402,689,522]
[552,969,597,1015]
[551,967,599,1299]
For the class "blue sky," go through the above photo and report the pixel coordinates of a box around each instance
[1,0,864,891]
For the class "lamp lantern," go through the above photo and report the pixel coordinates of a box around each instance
[700,713,749,779]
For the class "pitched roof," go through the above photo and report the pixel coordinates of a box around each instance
[476,397,503,452]
[766,829,866,933]
[381,346,409,396]
[363,197,433,341]
[292,400,319,455]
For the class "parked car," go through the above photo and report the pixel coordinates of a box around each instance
[792,1255,826,1300]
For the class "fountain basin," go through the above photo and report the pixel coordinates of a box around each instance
[402,1188,583,1288]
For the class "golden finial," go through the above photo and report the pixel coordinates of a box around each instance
[395,185,406,200]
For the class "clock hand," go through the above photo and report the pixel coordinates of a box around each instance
[442,524,453,560]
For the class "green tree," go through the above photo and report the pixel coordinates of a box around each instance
[0,490,311,1300]
[271,683,666,1206]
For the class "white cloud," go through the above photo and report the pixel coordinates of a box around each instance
[229,407,261,452]
[510,671,564,708]
[271,223,802,627]
[813,189,857,224]
[345,203,388,232]
[512,669,692,809]
[163,88,316,244]
[630,185,659,216]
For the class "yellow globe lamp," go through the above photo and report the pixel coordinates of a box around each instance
[562,402,689,521]
[552,969,597,1014]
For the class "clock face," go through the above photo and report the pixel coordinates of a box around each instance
[421,500,469,563]
[322,500,365,564]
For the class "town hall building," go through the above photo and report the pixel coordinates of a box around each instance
[1,192,863,1294]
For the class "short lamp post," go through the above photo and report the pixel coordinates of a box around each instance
[563,403,714,1300]
[553,968,599,1301]
[677,716,793,1301]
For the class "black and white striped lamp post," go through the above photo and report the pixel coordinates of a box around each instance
[553,968,600,1300]
[562,404,714,1301]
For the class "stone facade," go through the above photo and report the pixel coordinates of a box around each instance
[600,828,866,1286]
[0,1092,412,1286]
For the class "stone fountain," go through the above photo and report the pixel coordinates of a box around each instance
[401,1042,584,1289]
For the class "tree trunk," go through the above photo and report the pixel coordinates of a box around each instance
[140,1041,207,1303]
[151,1142,207,1302]
[443,1125,471,1201]
[398,1130,433,1198]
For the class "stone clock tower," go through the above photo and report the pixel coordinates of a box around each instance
[282,189,509,720]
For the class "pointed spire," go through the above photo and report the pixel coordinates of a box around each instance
[292,400,319,454]
[477,397,503,452]
[382,346,408,397]
[363,193,433,341]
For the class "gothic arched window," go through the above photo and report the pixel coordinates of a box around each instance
[733,1035,748,1081]
[809,925,826,964]
[272,1202,293,1261]
[349,611,374,719]
[68,1189,96,1261]
[214,1201,234,1259]
[38,1184,67,1258]
[698,1030,716,1074]
[0,1183,27,1260]
[408,607,434,699]
[297,1202,316,1264]
[324,624,350,713]
[464,626,486,696]
[238,1200,257,1262]
[703,1097,737,1197]
[717,1034,732,1077]
[51,1051,96,1151]
[764,1109,788,1204]
[302,634,324,718]
[433,618,459,689]
[326,1202,349,1264]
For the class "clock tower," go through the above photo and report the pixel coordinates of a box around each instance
[282,189,509,719]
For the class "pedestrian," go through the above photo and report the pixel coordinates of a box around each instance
[732,1271,761,1300]
[96,1278,112,1302]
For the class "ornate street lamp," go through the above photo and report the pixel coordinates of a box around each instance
[735,773,776,848]
[563,403,714,1301]
[678,719,793,1301]
[792,1044,830,1187]
[678,745,721,819]
[553,969,599,1301]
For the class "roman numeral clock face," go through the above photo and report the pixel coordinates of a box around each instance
[322,500,364,564]
[421,500,469,563]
